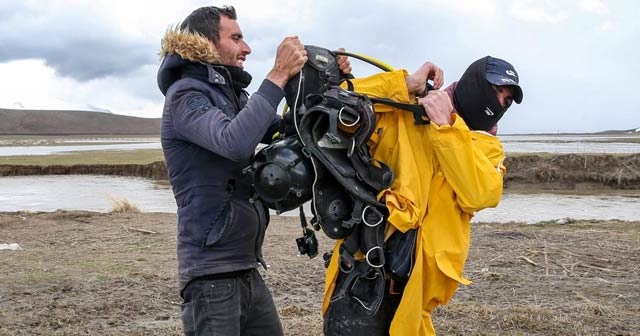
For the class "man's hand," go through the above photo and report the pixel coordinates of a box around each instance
[336,48,352,76]
[267,36,308,88]
[418,90,453,126]
[406,62,444,96]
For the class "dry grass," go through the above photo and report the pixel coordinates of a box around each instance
[1,213,637,336]
[504,153,640,188]
[440,220,640,336]
[109,197,140,213]
[0,149,164,166]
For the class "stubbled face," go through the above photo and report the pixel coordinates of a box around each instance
[213,16,251,69]
[492,85,516,109]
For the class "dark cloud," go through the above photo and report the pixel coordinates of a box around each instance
[0,2,157,81]
[0,37,156,81]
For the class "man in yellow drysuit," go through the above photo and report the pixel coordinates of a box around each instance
[322,56,523,336]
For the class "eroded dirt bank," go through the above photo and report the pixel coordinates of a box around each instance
[2,153,640,190]
[0,161,168,180]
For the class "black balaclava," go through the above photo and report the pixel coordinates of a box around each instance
[453,56,506,131]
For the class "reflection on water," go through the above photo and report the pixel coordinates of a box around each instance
[472,192,640,223]
[501,141,640,154]
[0,142,161,156]
[1,175,639,224]
[1,134,639,156]
[499,134,640,154]
[0,175,175,213]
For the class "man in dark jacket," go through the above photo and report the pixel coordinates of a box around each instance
[157,6,308,336]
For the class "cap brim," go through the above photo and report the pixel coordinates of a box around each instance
[513,86,523,104]
[486,73,523,104]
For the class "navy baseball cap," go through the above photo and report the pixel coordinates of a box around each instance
[485,56,523,104]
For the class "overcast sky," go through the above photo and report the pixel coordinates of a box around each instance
[0,0,637,134]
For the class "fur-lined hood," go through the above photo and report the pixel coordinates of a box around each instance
[157,27,226,95]
[159,27,220,64]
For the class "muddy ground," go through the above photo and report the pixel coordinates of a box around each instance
[0,211,638,336]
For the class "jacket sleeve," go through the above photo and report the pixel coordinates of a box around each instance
[429,114,506,213]
[342,70,411,107]
[168,79,284,162]
[260,115,283,144]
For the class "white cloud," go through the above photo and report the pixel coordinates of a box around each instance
[0,59,162,116]
[234,1,316,28]
[578,0,610,15]
[0,59,75,110]
[509,0,569,24]
[426,0,502,19]
[600,20,617,32]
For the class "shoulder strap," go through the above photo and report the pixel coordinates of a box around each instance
[370,97,430,125]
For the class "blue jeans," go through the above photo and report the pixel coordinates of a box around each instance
[181,269,283,336]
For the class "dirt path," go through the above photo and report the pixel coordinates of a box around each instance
[1,212,638,335]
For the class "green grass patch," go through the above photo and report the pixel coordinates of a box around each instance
[22,270,67,284]
[0,149,164,165]
[79,259,131,275]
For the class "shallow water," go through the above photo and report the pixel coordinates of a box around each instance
[1,134,639,156]
[0,175,174,213]
[1,175,638,224]
[499,134,640,154]
[0,142,161,156]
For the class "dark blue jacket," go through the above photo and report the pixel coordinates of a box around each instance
[157,30,283,293]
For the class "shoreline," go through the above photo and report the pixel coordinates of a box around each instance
[1,152,640,190]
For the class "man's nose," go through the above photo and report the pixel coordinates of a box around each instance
[503,97,513,109]
[242,40,251,55]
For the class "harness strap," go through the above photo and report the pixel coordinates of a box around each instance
[342,78,354,92]
[360,205,386,268]
[338,199,387,269]
[370,97,430,125]
[327,107,341,144]
[338,238,359,273]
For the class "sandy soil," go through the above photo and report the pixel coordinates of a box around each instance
[0,211,638,336]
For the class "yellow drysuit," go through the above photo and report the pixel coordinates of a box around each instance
[322,70,506,335]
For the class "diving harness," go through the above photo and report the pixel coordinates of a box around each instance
[246,46,431,314]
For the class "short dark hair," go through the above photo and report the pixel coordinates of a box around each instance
[179,6,237,44]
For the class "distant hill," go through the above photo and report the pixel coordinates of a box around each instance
[0,108,161,135]
[2,107,637,137]
[595,128,640,135]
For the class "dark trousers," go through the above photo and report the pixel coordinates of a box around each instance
[181,269,283,336]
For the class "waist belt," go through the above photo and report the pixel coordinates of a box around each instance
[194,268,254,281]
